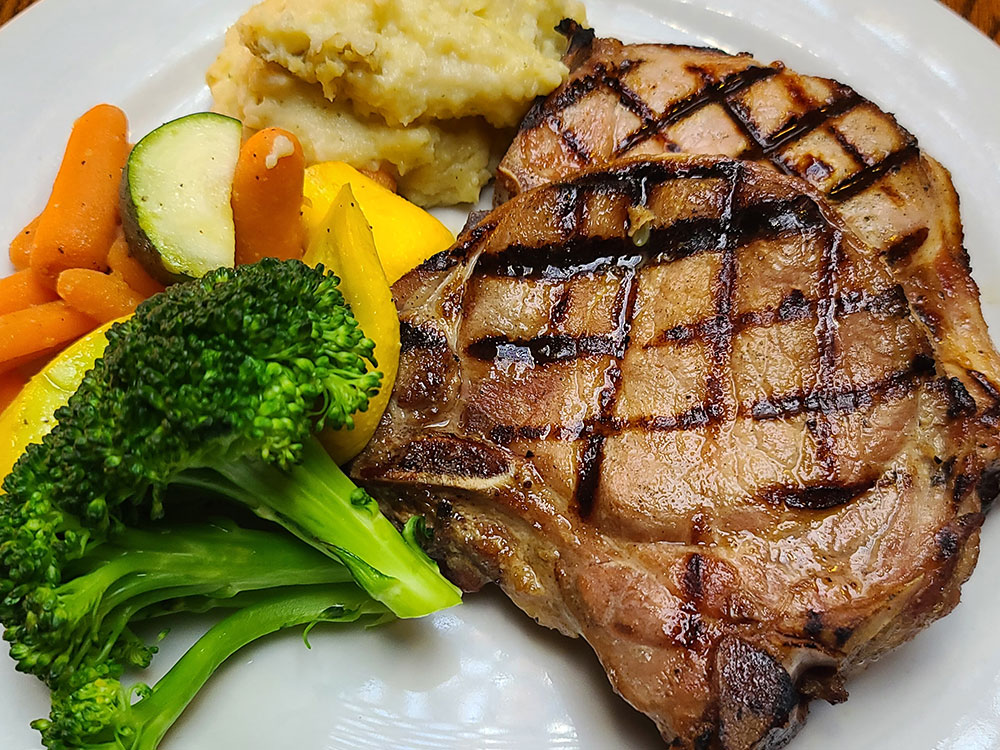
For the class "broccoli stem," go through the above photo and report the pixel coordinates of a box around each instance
[175,438,462,619]
[13,523,351,685]
[102,584,389,750]
[73,523,352,610]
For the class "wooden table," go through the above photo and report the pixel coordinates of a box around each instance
[1,0,999,40]
[942,0,1000,40]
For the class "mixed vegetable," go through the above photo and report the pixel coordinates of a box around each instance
[121,113,244,282]
[0,103,459,749]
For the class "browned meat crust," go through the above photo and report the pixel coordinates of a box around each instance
[495,31,1000,418]
[354,156,996,748]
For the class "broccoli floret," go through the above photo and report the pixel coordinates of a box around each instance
[33,583,391,750]
[5,520,350,687]
[0,259,460,630]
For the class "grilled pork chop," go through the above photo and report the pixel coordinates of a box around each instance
[496,26,1000,415]
[354,156,997,748]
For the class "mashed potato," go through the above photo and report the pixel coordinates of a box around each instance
[207,0,585,206]
[208,30,499,206]
[237,0,585,127]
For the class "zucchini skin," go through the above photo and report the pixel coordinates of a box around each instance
[120,155,190,286]
[120,112,242,285]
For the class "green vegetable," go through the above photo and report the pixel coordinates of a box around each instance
[120,112,242,283]
[5,520,349,686]
[34,583,391,750]
[0,257,459,749]
[0,258,460,633]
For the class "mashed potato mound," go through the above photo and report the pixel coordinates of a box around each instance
[237,0,585,128]
[208,29,500,206]
[208,0,585,206]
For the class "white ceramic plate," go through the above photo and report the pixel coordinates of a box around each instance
[1,1,999,748]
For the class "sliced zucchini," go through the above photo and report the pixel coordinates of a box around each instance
[121,112,242,283]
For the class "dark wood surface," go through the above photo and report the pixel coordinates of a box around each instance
[0,0,31,26]
[1,0,999,41]
[942,0,1000,42]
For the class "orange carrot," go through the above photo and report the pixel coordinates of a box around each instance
[9,215,40,271]
[232,127,305,265]
[30,104,130,286]
[106,234,165,298]
[14,349,62,378]
[0,345,65,376]
[0,301,96,367]
[56,268,143,324]
[0,269,60,316]
[0,369,28,414]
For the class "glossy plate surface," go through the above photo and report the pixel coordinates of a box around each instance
[1,1,999,748]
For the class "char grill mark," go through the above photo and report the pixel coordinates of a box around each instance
[826,143,920,202]
[640,404,722,432]
[470,351,933,455]
[968,370,1000,404]
[935,525,960,560]
[467,288,917,363]
[543,58,652,124]
[549,286,572,328]
[392,435,510,479]
[825,124,869,167]
[615,65,782,156]
[543,48,866,175]
[760,480,878,511]
[419,220,497,273]
[573,204,646,517]
[610,69,658,124]
[575,434,607,517]
[840,284,909,318]
[555,17,596,57]
[400,321,448,353]
[736,92,864,161]
[683,553,705,600]
[811,230,843,476]
[466,333,622,366]
[558,126,593,163]
[657,284,908,347]
[748,353,936,421]
[883,228,931,267]
[967,370,1000,425]
[511,42,920,210]
[715,638,799,750]
[703,164,743,430]
[804,610,824,638]
[474,194,826,282]
[933,513,984,560]
[943,377,977,419]
[474,344,932,437]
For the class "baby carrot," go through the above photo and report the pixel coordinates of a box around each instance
[56,268,144,324]
[30,104,130,286]
[9,215,40,271]
[232,127,305,265]
[0,346,65,376]
[0,369,28,415]
[106,234,165,298]
[0,269,59,316]
[0,301,95,367]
